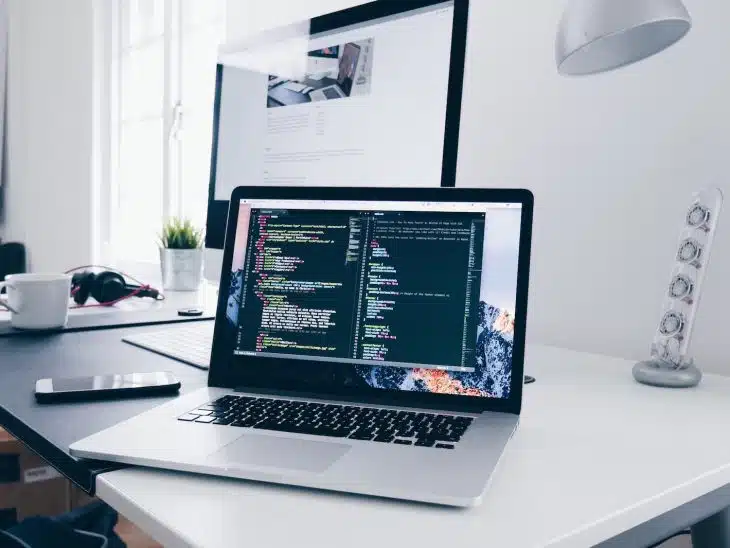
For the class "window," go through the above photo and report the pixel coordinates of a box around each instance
[103,0,226,264]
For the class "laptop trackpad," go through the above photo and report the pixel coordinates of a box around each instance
[207,434,350,473]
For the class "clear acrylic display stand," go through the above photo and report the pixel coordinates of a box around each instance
[633,188,724,388]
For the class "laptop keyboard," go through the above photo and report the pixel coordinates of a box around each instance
[178,395,474,449]
[323,87,341,99]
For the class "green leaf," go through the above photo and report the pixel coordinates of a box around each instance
[159,217,204,249]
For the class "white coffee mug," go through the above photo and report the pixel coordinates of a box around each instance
[0,273,72,330]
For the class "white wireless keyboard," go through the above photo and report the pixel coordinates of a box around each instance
[122,322,214,370]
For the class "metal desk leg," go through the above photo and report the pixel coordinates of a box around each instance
[691,507,730,548]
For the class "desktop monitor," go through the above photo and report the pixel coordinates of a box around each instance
[204,0,469,284]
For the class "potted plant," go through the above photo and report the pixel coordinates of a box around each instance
[159,218,204,291]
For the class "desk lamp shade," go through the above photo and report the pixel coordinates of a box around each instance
[556,0,691,75]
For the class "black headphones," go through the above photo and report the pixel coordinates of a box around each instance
[71,271,161,306]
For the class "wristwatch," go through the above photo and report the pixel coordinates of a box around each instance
[677,238,703,267]
[686,202,711,231]
[659,310,685,338]
[668,274,694,302]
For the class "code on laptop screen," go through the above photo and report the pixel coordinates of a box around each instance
[226,199,522,400]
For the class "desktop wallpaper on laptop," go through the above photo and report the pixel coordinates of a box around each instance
[226,202,520,399]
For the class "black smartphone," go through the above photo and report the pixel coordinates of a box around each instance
[34,372,181,403]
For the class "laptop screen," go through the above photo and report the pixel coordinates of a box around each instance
[225,198,522,400]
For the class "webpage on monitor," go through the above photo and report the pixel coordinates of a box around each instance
[214,3,456,200]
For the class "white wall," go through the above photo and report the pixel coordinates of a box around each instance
[2,0,97,272]
[226,0,363,38]
[226,0,730,372]
[458,0,730,373]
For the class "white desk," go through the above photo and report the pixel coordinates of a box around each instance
[0,282,218,325]
[95,344,730,548]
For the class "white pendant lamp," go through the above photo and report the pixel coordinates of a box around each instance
[556,0,692,75]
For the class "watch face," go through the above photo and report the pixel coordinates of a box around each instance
[659,310,684,337]
[686,203,710,228]
[669,274,693,299]
[677,239,701,263]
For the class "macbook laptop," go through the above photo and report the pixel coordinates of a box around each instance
[70,186,533,507]
[310,43,362,101]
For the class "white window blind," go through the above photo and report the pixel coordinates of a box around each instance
[106,0,225,264]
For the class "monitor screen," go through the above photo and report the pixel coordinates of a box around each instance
[206,1,468,250]
[225,198,522,400]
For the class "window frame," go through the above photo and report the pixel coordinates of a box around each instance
[98,0,220,274]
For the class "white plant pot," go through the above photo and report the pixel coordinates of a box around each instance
[160,248,203,291]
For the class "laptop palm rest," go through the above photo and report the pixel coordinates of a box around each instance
[206,434,351,473]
